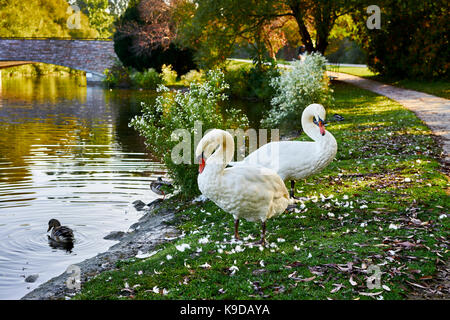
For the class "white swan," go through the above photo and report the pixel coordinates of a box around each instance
[233,104,337,198]
[196,129,289,244]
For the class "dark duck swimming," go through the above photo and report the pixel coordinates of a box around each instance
[47,219,74,243]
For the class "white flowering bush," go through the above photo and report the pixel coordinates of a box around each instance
[130,70,248,198]
[261,53,332,128]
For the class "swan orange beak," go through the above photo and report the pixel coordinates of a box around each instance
[198,155,205,174]
[319,121,326,136]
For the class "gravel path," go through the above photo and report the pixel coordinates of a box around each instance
[328,71,450,163]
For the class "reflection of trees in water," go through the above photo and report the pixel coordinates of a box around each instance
[0,77,264,186]
[0,76,86,104]
[105,88,159,161]
[0,77,158,185]
[47,236,74,253]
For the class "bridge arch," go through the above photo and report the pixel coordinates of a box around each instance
[0,38,118,83]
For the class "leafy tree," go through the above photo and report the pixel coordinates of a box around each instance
[108,0,132,17]
[325,14,366,64]
[71,0,116,38]
[0,0,98,38]
[114,0,197,74]
[115,0,174,55]
[177,0,360,67]
[352,0,449,79]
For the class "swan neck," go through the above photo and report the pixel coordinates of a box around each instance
[206,132,234,171]
[302,113,321,141]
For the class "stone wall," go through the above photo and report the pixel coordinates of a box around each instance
[0,39,117,78]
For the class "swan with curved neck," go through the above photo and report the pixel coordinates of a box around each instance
[236,103,337,198]
[196,129,289,244]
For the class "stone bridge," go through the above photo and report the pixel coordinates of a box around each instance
[0,38,117,83]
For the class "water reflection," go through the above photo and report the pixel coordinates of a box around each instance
[47,236,74,253]
[0,76,163,299]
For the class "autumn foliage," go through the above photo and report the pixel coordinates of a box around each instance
[114,0,196,74]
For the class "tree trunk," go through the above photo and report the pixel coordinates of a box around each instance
[290,4,315,53]
[290,1,335,55]
[314,5,334,55]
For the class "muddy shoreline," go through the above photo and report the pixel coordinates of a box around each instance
[21,202,179,300]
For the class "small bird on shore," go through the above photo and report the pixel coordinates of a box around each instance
[150,177,174,200]
[47,219,74,243]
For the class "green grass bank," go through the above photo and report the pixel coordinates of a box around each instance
[75,82,449,300]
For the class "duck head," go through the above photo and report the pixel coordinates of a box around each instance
[47,219,61,232]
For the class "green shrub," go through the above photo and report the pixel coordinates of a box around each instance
[262,53,332,129]
[161,64,178,85]
[180,69,205,85]
[103,62,133,88]
[131,68,163,89]
[224,61,280,101]
[130,70,249,198]
[224,65,252,98]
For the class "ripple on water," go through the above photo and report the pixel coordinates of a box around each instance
[0,77,165,299]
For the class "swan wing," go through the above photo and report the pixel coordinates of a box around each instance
[219,165,289,221]
[233,141,318,180]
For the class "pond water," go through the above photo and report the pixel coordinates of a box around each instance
[0,76,166,299]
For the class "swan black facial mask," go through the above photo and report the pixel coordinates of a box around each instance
[313,116,326,136]
[198,152,205,173]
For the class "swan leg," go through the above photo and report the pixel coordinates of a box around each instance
[255,221,266,245]
[289,180,302,200]
[234,219,240,240]
[290,180,295,198]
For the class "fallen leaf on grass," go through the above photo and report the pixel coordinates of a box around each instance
[394,241,418,248]
[359,291,383,296]
[299,276,316,282]
[331,283,345,293]
[286,261,305,268]
[406,281,428,289]
[252,269,267,275]
[199,262,211,269]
